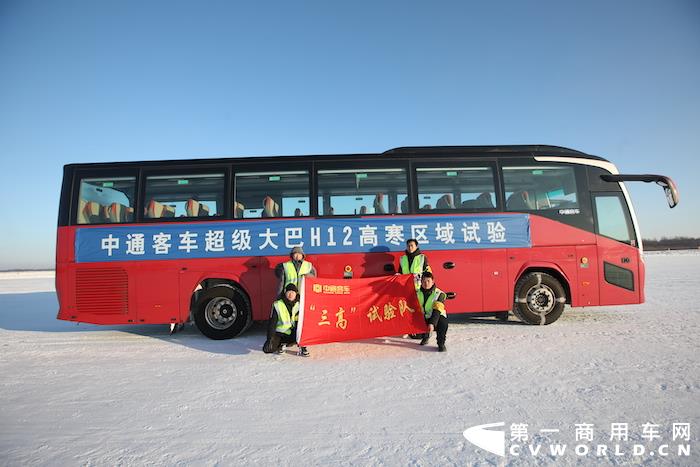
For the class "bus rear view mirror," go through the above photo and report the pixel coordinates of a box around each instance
[600,174,679,208]
[662,181,680,208]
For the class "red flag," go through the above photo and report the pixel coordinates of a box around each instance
[297,274,428,346]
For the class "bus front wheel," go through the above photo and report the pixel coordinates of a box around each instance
[193,285,251,339]
[513,272,566,325]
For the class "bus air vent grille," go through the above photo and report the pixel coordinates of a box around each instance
[75,268,128,315]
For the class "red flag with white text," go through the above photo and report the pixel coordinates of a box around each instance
[297,274,428,346]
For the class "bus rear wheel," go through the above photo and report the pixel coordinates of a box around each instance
[513,272,566,325]
[194,285,251,339]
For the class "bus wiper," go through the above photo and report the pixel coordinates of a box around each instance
[600,174,679,208]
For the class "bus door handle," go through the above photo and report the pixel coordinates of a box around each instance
[443,262,455,269]
[446,292,456,300]
[384,263,396,272]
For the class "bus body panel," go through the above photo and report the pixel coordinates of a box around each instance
[418,249,484,312]
[480,249,510,311]
[575,244,600,306]
[595,235,641,305]
[56,211,644,326]
[177,260,263,319]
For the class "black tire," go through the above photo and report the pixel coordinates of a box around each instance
[495,311,509,322]
[513,272,566,325]
[193,285,251,339]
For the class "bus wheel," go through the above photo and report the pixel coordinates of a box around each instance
[194,285,250,339]
[513,272,566,325]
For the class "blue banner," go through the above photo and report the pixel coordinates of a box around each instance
[75,214,530,263]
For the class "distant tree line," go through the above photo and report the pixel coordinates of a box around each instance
[643,237,700,251]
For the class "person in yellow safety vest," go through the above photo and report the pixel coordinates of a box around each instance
[398,238,432,289]
[416,272,448,352]
[262,283,310,357]
[275,246,317,295]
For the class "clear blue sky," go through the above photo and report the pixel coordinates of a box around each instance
[1,0,698,269]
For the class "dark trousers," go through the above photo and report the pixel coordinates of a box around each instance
[425,313,448,346]
[263,330,297,353]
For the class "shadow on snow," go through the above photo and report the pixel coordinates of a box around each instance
[0,291,523,356]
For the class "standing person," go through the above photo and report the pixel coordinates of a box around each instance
[398,238,431,289]
[276,246,317,295]
[262,283,310,356]
[417,272,448,352]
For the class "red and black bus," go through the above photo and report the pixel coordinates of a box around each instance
[56,145,678,338]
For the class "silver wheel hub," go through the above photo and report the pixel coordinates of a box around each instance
[526,284,555,314]
[205,297,238,330]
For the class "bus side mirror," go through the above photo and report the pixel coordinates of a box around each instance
[661,181,680,208]
[600,174,679,208]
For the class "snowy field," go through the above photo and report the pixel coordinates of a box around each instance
[1,252,698,466]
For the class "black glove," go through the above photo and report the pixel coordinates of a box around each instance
[263,334,281,354]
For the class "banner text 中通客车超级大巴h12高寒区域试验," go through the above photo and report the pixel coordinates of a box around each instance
[74,214,530,262]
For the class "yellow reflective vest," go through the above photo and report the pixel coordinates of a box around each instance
[400,254,427,290]
[399,254,425,275]
[417,287,446,319]
[274,299,300,335]
[282,260,313,289]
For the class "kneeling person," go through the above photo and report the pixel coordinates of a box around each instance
[262,283,310,356]
[417,272,448,352]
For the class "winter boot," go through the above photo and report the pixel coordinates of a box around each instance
[419,332,430,346]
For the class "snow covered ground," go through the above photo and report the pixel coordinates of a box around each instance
[1,252,698,466]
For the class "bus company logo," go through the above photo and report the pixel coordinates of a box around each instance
[558,208,580,215]
[463,421,692,460]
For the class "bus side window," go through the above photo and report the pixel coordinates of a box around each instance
[503,166,579,212]
[262,196,280,217]
[144,173,224,219]
[76,176,136,224]
[436,194,455,209]
[416,166,496,212]
[594,194,633,244]
[506,191,534,210]
[317,168,407,216]
[234,171,310,218]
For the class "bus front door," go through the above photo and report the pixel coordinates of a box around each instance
[593,193,640,305]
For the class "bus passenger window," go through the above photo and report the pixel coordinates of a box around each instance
[506,191,534,211]
[595,195,633,244]
[400,198,409,213]
[144,173,224,219]
[262,196,280,217]
[503,166,579,212]
[436,194,455,209]
[416,166,496,211]
[234,171,310,218]
[234,201,245,219]
[77,176,136,224]
[317,168,407,216]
